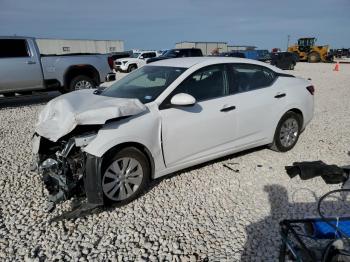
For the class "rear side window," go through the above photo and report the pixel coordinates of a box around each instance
[0,39,29,58]
[228,64,276,94]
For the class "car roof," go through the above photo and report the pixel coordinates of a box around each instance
[139,50,156,53]
[149,57,284,72]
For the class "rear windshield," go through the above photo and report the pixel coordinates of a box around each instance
[100,66,186,103]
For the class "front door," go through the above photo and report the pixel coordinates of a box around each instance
[159,64,238,167]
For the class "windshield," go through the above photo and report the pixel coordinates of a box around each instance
[131,52,141,58]
[100,66,186,103]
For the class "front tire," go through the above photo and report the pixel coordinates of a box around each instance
[308,52,320,63]
[270,112,302,152]
[101,147,150,205]
[128,64,137,73]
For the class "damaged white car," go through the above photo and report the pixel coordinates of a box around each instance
[33,57,314,212]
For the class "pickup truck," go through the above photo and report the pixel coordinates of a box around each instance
[0,36,115,95]
[114,50,158,73]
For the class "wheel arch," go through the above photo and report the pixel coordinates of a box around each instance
[270,108,304,142]
[64,65,101,88]
[287,108,304,127]
[128,63,138,69]
[101,142,155,179]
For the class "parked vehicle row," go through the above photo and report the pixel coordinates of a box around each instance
[113,48,204,72]
[219,49,270,61]
[219,50,298,70]
[33,57,314,209]
[330,48,350,58]
[146,48,203,63]
[0,36,115,95]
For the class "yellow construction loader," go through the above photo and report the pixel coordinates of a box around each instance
[288,37,333,63]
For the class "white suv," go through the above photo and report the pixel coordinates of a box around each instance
[114,51,158,73]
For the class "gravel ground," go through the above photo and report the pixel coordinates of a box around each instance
[1,63,350,261]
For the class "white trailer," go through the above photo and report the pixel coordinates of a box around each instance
[36,38,124,55]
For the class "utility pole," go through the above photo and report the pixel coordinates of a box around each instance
[287,35,290,51]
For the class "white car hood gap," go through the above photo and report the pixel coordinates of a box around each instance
[35,89,146,142]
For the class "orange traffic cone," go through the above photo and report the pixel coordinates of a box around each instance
[334,62,340,71]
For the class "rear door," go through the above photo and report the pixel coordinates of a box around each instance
[0,38,43,92]
[227,63,283,147]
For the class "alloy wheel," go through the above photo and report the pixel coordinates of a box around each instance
[102,157,144,201]
[75,80,93,90]
[279,118,299,148]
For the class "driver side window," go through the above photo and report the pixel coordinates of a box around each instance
[173,64,228,102]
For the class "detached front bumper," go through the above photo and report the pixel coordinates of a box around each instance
[84,154,104,205]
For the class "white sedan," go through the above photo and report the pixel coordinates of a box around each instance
[33,57,314,209]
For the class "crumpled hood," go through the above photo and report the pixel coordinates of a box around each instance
[35,89,147,142]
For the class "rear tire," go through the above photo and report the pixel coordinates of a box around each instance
[101,147,150,205]
[68,75,96,92]
[308,52,320,63]
[270,112,302,152]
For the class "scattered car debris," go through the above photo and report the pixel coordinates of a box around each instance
[223,164,240,173]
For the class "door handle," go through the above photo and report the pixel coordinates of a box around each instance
[26,61,36,64]
[274,93,286,98]
[220,105,236,112]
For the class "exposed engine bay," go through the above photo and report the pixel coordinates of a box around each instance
[33,125,104,215]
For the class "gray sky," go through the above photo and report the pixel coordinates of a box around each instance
[0,0,349,50]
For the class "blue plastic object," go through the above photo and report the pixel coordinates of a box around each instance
[307,219,350,239]
[238,50,270,61]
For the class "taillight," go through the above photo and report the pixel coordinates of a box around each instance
[306,85,314,95]
[107,57,114,70]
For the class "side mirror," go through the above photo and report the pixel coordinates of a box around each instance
[170,93,196,106]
